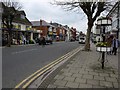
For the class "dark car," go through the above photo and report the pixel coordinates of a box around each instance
[38,37,45,45]
[45,37,53,44]
[2,38,8,46]
[38,37,53,45]
[70,37,75,42]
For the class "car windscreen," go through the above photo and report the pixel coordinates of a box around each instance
[80,38,85,40]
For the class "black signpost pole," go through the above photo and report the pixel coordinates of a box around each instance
[102,26,105,69]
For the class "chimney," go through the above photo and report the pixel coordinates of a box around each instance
[50,21,52,24]
[40,20,42,25]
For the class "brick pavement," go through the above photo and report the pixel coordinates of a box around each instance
[45,43,118,88]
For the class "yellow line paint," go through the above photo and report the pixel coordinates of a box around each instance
[15,46,81,88]
[22,48,81,88]
[22,58,64,88]
[15,48,76,88]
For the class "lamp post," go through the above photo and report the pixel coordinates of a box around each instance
[97,17,112,69]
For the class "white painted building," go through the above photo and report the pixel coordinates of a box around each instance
[2,3,33,45]
[107,2,120,40]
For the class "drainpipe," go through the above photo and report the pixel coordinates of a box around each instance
[117,1,120,40]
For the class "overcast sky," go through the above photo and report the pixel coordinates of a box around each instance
[19,0,88,33]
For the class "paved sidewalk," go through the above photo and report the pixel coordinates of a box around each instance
[0,44,36,48]
[43,43,118,88]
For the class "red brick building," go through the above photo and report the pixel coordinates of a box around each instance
[50,22,67,41]
[31,20,55,38]
[71,27,77,40]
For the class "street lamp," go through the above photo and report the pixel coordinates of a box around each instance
[97,17,112,69]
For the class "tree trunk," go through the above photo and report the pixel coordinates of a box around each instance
[7,29,12,47]
[84,21,93,51]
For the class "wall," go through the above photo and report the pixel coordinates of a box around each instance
[21,24,26,31]
[33,26,48,37]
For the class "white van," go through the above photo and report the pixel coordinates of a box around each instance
[78,37,86,44]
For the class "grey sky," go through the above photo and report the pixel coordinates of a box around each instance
[19,0,88,33]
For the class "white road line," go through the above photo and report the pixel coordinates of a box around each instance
[11,49,37,55]
[0,47,5,49]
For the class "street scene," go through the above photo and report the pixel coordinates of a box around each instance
[0,0,120,89]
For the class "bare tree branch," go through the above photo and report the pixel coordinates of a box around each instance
[52,0,117,50]
[0,0,22,10]
[1,0,23,47]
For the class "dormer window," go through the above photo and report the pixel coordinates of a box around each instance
[21,14,25,19]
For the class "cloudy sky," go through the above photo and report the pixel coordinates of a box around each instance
[19,0,88,33]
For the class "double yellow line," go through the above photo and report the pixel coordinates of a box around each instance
[15,46,81,89]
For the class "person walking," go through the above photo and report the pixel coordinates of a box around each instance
[112,37,119,55]
[106,35,113,55]
[23,36,26,45]
[40,35,46,47]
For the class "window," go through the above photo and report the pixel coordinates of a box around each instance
[112,20,117,29]
[53,28,56,32]
[26,26,31,30]
[21,14,25,19]
[60,29,62,34]
[49,27,52,31]
[18,25,21,30]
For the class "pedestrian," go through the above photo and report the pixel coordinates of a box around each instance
[106,36,113,55]
[40,36,45,47]
[112,36,119,55]
[23,36,26,45]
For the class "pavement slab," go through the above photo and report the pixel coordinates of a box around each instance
[75,78,87,84]
[54,80,67,87]
[79,83,92,88]
[40,43,118,88]
[87,79,100,86]
[63,76,75,82]
[94,75,105,81]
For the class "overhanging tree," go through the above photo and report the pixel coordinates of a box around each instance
[2,0,22,47]
[52,0,115,51]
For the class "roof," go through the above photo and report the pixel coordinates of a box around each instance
[40,20,50,26]
[2,3,31,25]
[31,21,40,26]
[16,10,26,16]
[107,2,119,17]
[50,22,63,28]
[13,13,32,25]
[31,20,55,27]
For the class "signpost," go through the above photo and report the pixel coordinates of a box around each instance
[97,17,112,69]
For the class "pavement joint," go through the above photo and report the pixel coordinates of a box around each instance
[38,43,118,88]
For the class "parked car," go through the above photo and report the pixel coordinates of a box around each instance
[38,37,53,45]
[78,37,86,44]
[35,38,39,43]
[45,37,53,44]
[70,37,75,42]
[2,38,8,46]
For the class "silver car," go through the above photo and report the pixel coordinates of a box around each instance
[78,37,86,44]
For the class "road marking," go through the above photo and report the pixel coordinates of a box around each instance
[22,58,65,88]
[11,49,37,54]
[15,46,82,88]
[0,47,5,49]
[15,48,73,88]
[22,47,82,88]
